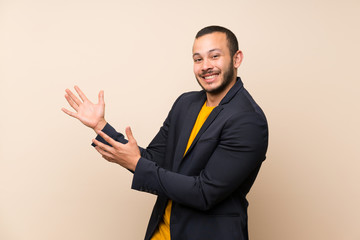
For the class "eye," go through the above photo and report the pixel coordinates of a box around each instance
[193,58,202,63]
[211,54,219,59]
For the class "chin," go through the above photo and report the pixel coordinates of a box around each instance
[197,77,220,92]
[203,84,221,93]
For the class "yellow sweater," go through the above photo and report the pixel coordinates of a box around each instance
[151,102,215,240]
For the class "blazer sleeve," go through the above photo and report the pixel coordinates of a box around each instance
[91,94,183,164]
[91,120,170,168]
[131,111,268,211]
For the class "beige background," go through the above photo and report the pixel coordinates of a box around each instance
[1,0,359,239]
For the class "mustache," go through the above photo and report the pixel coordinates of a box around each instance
[200,70,220,77]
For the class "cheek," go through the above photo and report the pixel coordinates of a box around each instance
[217,60,225,69]
[193,64,200,74]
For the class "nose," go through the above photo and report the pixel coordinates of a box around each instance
[201,58,214,72]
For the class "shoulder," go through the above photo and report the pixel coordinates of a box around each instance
[222,87,267,123]
[171,90,206,108]
[177,90,205,103]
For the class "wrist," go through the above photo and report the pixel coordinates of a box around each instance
[94,119,107,133]
[129,156,140,172]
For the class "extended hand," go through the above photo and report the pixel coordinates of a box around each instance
[62,86,107,132]
[92,127,141,171]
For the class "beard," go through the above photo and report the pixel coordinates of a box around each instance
[196,60,236,95]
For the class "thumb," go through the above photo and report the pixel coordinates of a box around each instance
[125,126,136,143]
[98,90,105,104]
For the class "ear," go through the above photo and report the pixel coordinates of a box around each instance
[233,50,243,68]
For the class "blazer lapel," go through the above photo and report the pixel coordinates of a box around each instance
[173,104,224,172]
[183,106,224,159]
[172,99,204,172]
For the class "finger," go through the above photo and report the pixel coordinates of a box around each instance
[65,94,79,111]
[97,131,119,148]
[74,85,89,102]
[98,90,104,105]
[125,126,136,143]
[92,138,114,153]
[61,107,78,118]
[102,155,113,162]
[94,145,110,156]
[94,146,114,162]
[65,88,82,106]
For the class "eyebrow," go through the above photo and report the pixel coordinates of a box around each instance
[192,48,222,58]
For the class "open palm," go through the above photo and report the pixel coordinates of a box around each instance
[62,86,106,131]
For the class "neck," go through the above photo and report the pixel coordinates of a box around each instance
[205,78,236,107]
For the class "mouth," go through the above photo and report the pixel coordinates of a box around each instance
[201,73,220,82]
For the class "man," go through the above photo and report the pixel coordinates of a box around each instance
[62,26,268,240]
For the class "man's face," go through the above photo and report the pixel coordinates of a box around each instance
[192,32,236,96]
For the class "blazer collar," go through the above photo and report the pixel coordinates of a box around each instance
[219,77,244,105]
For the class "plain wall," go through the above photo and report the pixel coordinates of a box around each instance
[1,0,359,239]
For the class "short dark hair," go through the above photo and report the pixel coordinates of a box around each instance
[195,25,239,57]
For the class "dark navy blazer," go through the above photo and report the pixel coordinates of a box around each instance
[94,77,268,240]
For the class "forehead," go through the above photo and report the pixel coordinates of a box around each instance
[192,32,229,55]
